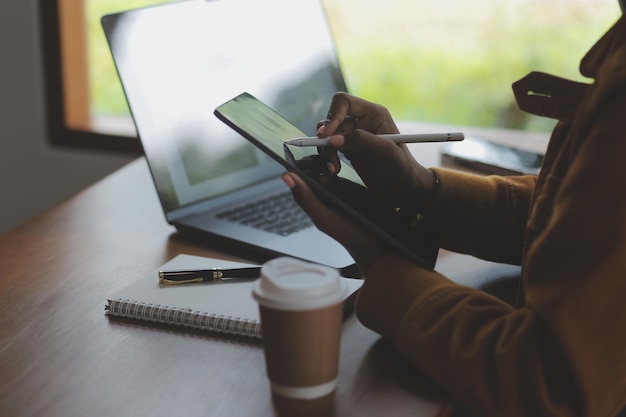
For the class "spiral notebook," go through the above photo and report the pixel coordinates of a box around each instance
[105,254,363,339]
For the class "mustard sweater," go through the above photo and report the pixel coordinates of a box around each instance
[355,16,626,417]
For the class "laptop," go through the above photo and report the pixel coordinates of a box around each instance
[101,0,356,271]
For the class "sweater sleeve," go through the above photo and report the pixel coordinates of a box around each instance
[355,72,626,417]
[356,247,626,417]
[421,168,536,265]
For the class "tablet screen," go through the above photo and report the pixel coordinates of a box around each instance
[214,92,364,186]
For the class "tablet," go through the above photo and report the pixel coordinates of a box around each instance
[214,92,439,269]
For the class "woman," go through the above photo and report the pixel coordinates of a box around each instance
[281,3,626,416]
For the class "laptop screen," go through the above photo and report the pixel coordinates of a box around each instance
[102,0,346,215]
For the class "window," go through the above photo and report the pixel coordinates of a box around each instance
[41,0,620,153]
[40,0,169,154]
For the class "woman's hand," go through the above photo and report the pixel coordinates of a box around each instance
[318,92,401,138]
[281,171,390,274]
[318,92,437,211]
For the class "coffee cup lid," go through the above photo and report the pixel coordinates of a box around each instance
[252,257,347,311]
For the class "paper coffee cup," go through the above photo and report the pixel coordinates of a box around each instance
[253,257,347,400]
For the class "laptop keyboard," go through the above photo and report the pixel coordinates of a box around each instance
[216,191,313,236]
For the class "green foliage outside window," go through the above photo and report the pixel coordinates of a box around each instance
[87,0,620,132]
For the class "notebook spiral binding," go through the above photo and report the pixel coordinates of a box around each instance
[107,299,262,338]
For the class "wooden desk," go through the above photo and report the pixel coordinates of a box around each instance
[0,158,454,417]
[0,150,523,417]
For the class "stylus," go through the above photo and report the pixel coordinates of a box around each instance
[284,132,464,147]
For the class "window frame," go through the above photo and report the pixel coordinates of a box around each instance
[39,0,143,155]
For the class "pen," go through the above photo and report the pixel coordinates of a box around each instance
[284,132,464,147]
[159,267,261,285]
